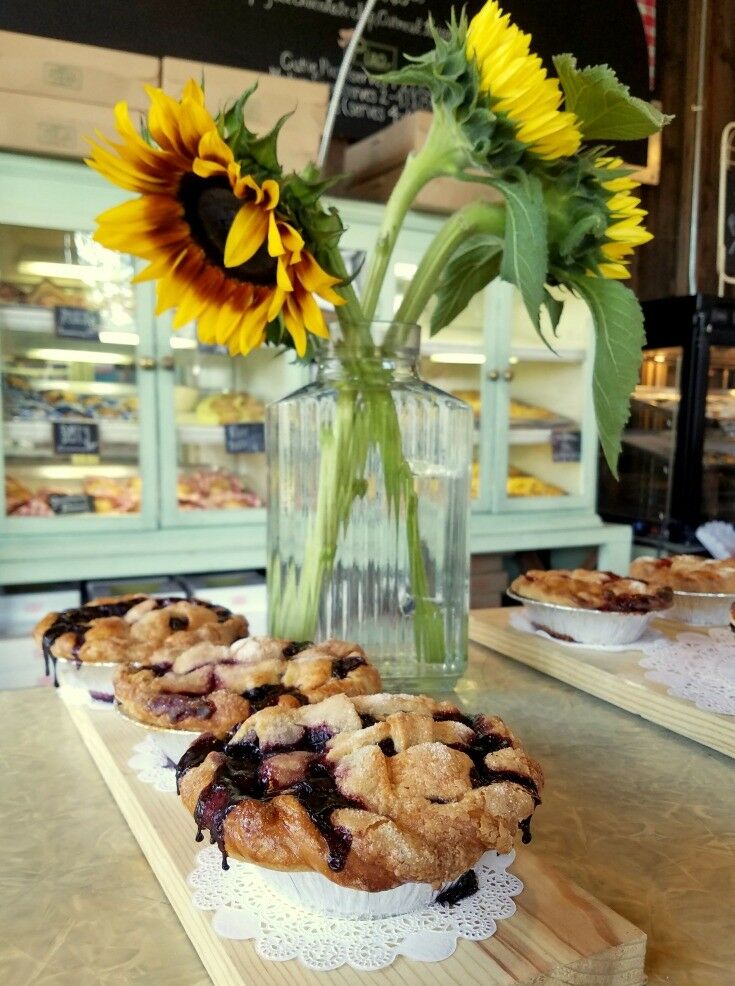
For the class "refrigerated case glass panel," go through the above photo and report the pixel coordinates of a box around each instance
[701,345,735,521]
[393,261,483,500]
[1,223,143,518]
[504,292,589,504]
[171,322,304,512]
[598,347,681,528]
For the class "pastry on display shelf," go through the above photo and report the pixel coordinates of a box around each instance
[5,474,33,514]
[177,468,263,510]
[34,595,248,668]
[509,399,558,422]
[507,466,564,498]
[114,636,382,738]
[630,555,735,593]
[3,376,138,421]
[451,388,481,416]
[177,692,542,899]
[84,475,141,514]
[194,392,265,425]
[510,569,673,613]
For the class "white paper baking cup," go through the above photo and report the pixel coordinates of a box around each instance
[116,705,202,763]
[253,852,497,920]
[55,658,117,706]
[664,590,735,626]
[506,590,664,646]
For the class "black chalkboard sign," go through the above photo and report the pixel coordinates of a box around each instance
[54,306,100,341]
[0,0,651,146]
[224,422,265,454]
[551,428,582,463]
[48,493,95,515]
[53,421,100,455]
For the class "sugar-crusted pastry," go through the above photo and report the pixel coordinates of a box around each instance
[177,692,543,890]
[511,568,673,613]
[34,595,248,667]
[114,636,382,737]
[630,555,735,594]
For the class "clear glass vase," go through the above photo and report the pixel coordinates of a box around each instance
[266,323,472,689]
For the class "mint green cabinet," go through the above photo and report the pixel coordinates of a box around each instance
[0,153,631,585]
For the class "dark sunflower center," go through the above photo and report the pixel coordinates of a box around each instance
[178,174,278,286]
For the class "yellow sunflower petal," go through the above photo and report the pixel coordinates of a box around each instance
[223,203,269,268]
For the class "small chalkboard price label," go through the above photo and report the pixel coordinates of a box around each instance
[224,422,265,454]
[48,493,95,515]
[551,429,582,463]
[53,421,100,456]
[54,306,100,341]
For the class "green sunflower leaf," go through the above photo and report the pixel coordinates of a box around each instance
[430,234,502,335]
[484,172,548,334]
[553,54,673,141]
[544,288,565,336]
[564,274,644,475]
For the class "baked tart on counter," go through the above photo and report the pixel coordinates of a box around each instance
[177,692,543,891]
[510,569,673,613]
[630,555,735,594]
[114,637,382,738]
[34,594,248,669]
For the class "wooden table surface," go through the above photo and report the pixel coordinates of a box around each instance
[3,639,734,986]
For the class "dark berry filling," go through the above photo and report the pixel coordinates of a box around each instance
[359,713,378,728]
[169,615,189,631]
[148,693,215,724]
[282,640,312,658]
[433,710,476,728]
[331,656,366,679]
[242,683,307,711]
[378,738,397,756]
[435,869,479,905]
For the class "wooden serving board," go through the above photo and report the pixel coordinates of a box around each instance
[62,698,647,986]
[469,608,735,759]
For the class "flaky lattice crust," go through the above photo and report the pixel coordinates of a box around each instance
[511,568,673,612]
[114,636,382,736]
[178,693,543,891]
[34,594,247,666]
[631,555,735,594]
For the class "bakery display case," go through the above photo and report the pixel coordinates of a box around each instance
[1,155,630,584]
[598,294,735,546]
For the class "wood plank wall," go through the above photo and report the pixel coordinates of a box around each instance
[631,0,735,300]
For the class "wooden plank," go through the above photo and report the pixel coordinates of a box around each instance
[62,698,647,986]
[469,608,735,759]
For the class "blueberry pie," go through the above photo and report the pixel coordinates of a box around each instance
[177,692,543,889]
[630,555,735,594]
[34,595,248,670]
[511,569,672,612]
[114,637,382,738]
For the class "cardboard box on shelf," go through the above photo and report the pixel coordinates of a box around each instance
[0,92,118,160]
[0,31,158,110]
[162,58,328,174]
[343,111,501,214]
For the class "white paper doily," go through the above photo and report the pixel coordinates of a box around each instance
[639,627,735,716]
[127,736,178,793]
[509,609,662,650]
[188,844,522,971]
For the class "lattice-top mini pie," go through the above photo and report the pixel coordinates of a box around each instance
[630,555,735,594]
[177,692,543,890]
[114,636,382,737]
[510,569,673,613]
[34,594,248,668]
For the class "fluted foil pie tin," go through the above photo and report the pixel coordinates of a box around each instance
[116,704,201,763]
[55,657,118,706]
[506,590,662,646]
[255,851,498,919]
[665,590,735,626]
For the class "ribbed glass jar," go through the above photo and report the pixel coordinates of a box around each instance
[266,324,472,689]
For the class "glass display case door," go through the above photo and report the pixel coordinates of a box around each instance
[0,155,159,533]
[155,314,308,526]
[487,279,595,514]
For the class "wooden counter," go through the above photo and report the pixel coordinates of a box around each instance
[3,639,734,985]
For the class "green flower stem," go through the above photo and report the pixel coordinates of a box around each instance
[388,200,506,345]
[360,109,467,323]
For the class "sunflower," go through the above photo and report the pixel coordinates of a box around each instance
[594,156,653,279]
[86,80,344,356]
[466,1,581,161]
